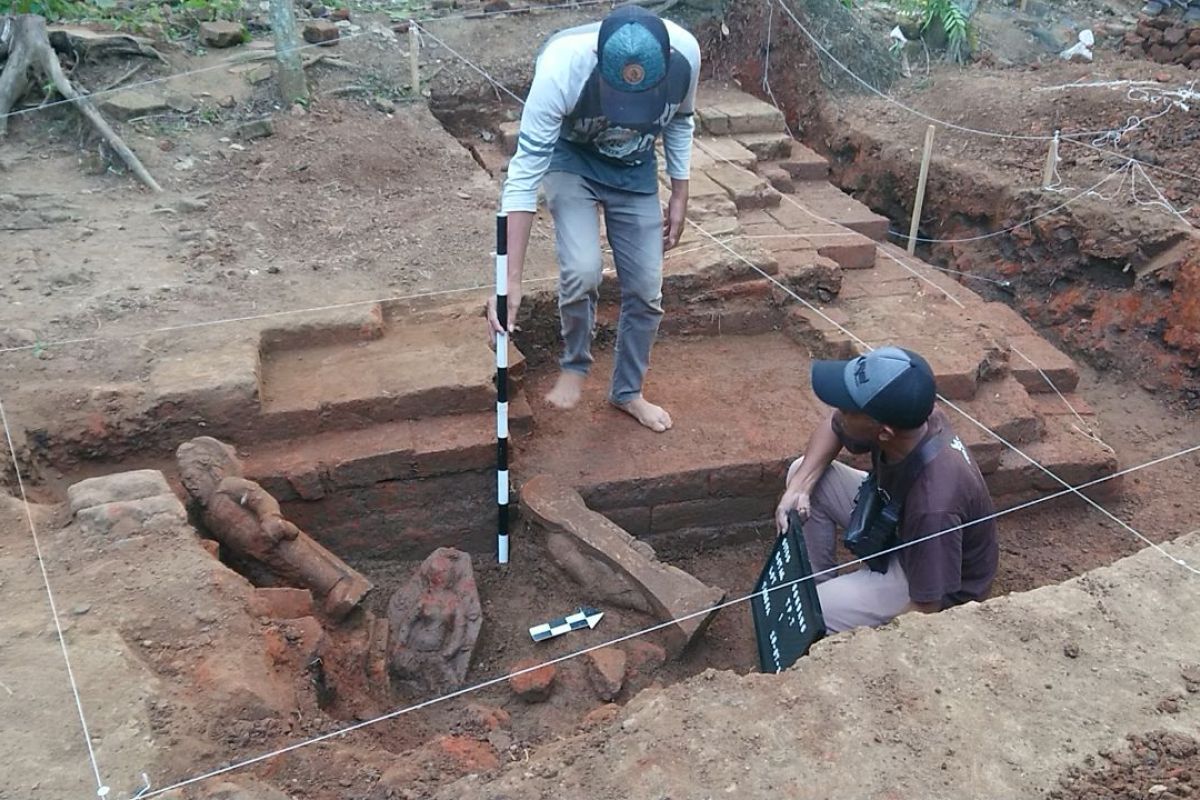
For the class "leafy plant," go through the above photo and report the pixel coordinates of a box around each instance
[895,0,973,63]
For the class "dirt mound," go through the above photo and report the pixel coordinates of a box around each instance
[1051,730,1200,799]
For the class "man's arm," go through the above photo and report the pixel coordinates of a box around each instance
[660,33,700,251]
[489,41,581,337]
[774,409,844,532]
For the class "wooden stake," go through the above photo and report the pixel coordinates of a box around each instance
[907,124,936,255]
[1042,130,1060,189]
[409,23,420,96]
[1019,0,1028,12]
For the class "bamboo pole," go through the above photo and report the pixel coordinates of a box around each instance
[907,124,936,255]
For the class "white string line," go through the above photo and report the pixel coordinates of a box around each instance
[1064,137,1200,186]
[883,161,1133,245]
[768,0,1117,144]
[0,0,619,123]
[410,22,525,105]
[395,0,1199,575]
[0,397,109,798]
[135,439,1200,800]
[1130,162,1195,227]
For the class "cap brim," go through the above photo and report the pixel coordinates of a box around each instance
[598,77,670,127]
[810,359,860,412]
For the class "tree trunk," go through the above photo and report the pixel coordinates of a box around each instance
[0,14,161,192]
[269,0,308,107]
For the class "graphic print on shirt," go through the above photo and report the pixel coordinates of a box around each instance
[949,436,971,464]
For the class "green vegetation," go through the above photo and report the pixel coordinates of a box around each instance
[1,0,246,37]
[896,0,973,62]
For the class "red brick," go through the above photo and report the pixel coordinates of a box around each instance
[779,143,830,181]
[649,495,774,534]
[509,658,556,702]
[769,251,842,302]
[703,163,780,211]
[705,462,770,498]
[759,165,794,194]
[817,237,877,270]
[782,305,858,359]
[1008,334,1080,395]
[586,647,627,701]
[986,420,1119,500]
[249,587,315,620]
[954,377,1043,445]
[431,735,501,773]
[581,471,710,511]
[328,450,415,489]
[1028,392,1096,420]
[737,134,793,160]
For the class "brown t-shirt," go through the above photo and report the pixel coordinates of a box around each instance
[838,409,999,608]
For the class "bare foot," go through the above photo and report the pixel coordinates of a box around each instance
[545,371,586,409]
[612,395,673,433]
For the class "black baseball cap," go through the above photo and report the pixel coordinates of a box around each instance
[596,6,672,126]
[810,346,937,430]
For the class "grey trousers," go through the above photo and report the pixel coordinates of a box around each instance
[543,171,664,405]
[786,457,912,633]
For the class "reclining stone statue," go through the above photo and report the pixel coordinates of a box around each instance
[176,436,372,620]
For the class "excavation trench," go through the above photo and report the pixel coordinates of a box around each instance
[11,79,1182,797]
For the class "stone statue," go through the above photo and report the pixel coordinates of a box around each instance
[176,436,372,620]
[387,548,482,693]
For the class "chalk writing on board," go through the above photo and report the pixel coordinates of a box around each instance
[750,511,826,673]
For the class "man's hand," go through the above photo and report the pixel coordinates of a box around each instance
[774,488,812,535]
[662,182,688,252]
[485,286,522,346]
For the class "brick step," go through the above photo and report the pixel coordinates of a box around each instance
[695,83,787,136]
[257,316,525,436]
[776,182,892,241]
[245,399,532,500]
[738,209,878,271]
[241,401,533,561]
[776,143,830,181]
[735,132,793,161]
[986,417,1120,501]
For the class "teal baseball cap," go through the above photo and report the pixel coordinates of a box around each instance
[596,6,672,126]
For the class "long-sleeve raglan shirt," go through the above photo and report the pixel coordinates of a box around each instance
[500,19,701,214]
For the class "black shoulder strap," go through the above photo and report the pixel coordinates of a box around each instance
[876,431,948,506]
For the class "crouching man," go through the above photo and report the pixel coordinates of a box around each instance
[775,346,999,633]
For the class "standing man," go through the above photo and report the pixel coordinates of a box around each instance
[486,6,701,433]
[774,346,999,633]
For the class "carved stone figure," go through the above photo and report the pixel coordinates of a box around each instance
[387,548,482,693]
[176,436,372,620]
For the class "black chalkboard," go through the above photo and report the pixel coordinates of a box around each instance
[751,510,826,673]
